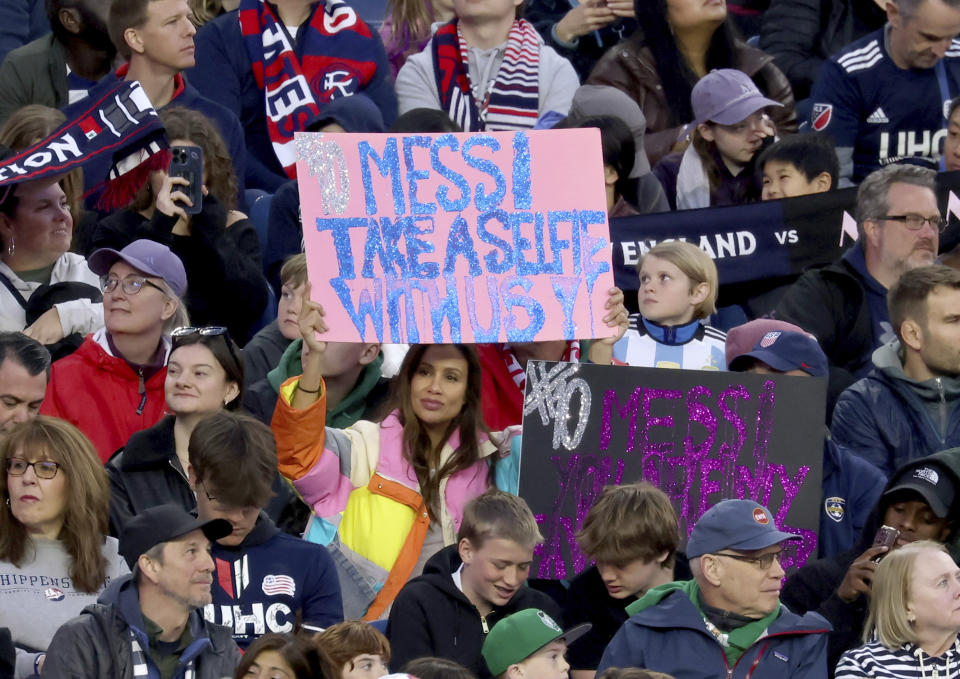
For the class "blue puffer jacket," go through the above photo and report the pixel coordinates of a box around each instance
[597,585,831,679]
[831,341,960,477]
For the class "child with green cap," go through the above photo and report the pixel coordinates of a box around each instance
[482,609,591,679]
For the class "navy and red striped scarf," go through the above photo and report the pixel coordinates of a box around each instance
[431,19,542,132]
[238,0,376,178]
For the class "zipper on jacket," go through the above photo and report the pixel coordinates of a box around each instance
[938,378,947,441]
[480,615,489,634]
[136,369,147,415]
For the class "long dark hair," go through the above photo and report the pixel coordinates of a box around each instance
[0,417,110,593]
[234,632,336,679]
[633,0,740,126]
[386,344,494,520]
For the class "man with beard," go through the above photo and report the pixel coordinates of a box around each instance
[41,505,240,679]
[774,164,941,406]
[0,0,115,125]
[832,265,960,475]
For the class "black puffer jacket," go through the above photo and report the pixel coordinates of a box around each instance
[759,0,886,100]
[42,575,239,679]
[386,545,563,678]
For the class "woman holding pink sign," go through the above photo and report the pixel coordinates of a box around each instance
[272,283,629,620]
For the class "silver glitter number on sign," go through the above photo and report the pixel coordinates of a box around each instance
[523,361,591,450]
[295,135,349,215]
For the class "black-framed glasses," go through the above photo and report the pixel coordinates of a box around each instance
[712,551,782,570]
[197,480,217,502]
[171,326,241,374]
[100,274,167,295]
[6,457,60,479]
[876,214,948,232]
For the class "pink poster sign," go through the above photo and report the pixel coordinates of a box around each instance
[294,129,615,343]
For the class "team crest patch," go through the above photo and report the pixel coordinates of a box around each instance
[753,507,770,524]
[812,103,833,131]
[538,611,562,632]
[262,574,296,597]
[760,331,781,347]
[824,496,846,523]
[44,587,65,601]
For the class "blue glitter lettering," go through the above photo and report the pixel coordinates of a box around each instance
[502,277,544,341]
[511,132,532,210]
[462,136,506,211]
[443,215,482,276]
[316,217,366,279]
[330,278,384,341]
[358,139,404,216]
[477,210,514,273]
[431,135,470,212]
[463,276,501,342]
[402,136,436,215]
[405,216,439,279]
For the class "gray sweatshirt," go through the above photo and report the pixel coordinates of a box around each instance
[0,537,128,678]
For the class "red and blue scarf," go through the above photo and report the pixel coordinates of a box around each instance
[239,0,378,177]
[432,19,542,132]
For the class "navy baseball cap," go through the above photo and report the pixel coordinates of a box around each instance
[89,239,187,297]
[687,500,800,558]
[728,330,828,377]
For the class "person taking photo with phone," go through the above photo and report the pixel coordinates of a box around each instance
[90,107,268,344]
[780,455,958,672]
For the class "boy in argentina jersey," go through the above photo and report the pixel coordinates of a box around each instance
[809,0,960,185]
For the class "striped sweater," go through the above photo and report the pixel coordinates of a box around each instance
[836,638,960,679]
[612,314,727,371]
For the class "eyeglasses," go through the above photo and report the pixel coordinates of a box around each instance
[100,274,167,295]
[197,480,217,502]
[877,214,948,232]
[171,326,242,375]
[6,457,60,479]
[712,551,782,570]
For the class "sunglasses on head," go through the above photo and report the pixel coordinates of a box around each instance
[170,326,241,372]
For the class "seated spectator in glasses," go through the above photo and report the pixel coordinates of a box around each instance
[243,254,307,391]
[40,240,187,462]
[758,134,838,201]
[781,454,956,671]
[0,332,50,434]
[106,325,243,535]
[394,0,579,131]
[774,164,942,405]
[90,107,267,345]
[835,541,960,679]
[832,266,960,477]
[0,164,102,348]
[0,0,115,127]
[652,69,780,211]
[597,500,830,678]
[187,0,396,192]
[191,411,343,647]
[563,483,681,679]
[0,417,128,678]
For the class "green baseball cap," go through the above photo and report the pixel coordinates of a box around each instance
[482,609,592,677]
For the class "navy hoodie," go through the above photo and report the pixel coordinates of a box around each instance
[204,514,343,648]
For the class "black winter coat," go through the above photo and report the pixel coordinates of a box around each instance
[42,576,239,679]
[386,546,563,679]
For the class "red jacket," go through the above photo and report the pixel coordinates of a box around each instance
[40,331,168,462]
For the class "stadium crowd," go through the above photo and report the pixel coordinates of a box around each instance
[1,0,960,676]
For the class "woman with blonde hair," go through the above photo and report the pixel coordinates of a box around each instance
[0,416,128,678]
[836,541,960,678]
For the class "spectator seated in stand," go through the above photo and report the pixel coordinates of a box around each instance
[0,332,49,434]
[481,608,591,679]
[386,491,563,679]
[758,133,838,201]
[612,240,726,370]
[187,0,397,192]
[40,240,188,462]
[315,620,390,679]
[91,107,267,344]
[781,454,957,671]
[395,0,579,131]
[0,0,114,127]
[379,0,455,77]
[597,500,831,678]
[190,411,343,647]
[653,69,780,210]
[563,483,682,679]
[587,0,796,168]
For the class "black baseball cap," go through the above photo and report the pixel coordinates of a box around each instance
[119,504,232,570]
[884,462,956,519]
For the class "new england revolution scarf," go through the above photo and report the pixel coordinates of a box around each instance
[0,81,168,210]
[432,19,541,132]
[239,0,377,178]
